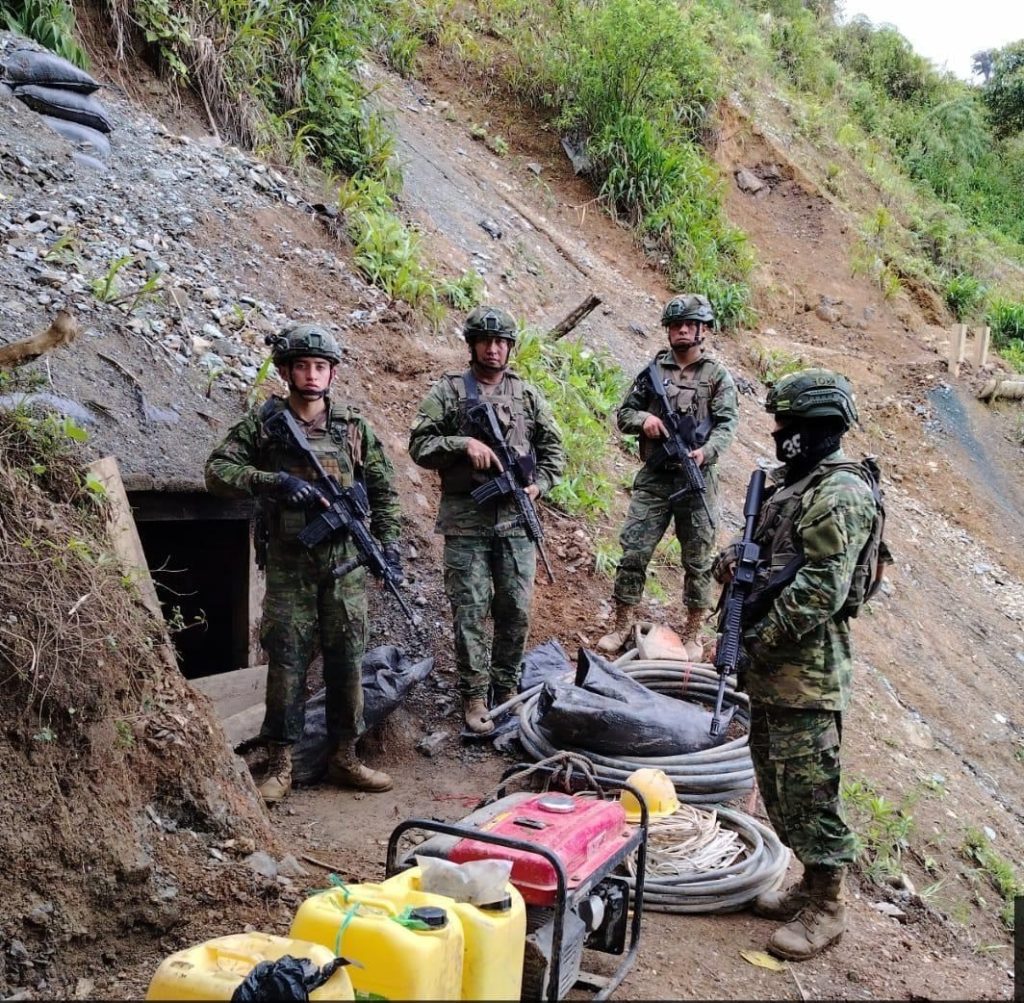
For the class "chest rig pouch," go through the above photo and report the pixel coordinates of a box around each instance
[441,371,534,494]
[639,357,714,463]
[257,398,361,544]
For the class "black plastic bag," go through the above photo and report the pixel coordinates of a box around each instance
[536,648,735,756]
[231,955,349,1002]
[520,637,572,691]
[290,645,434,785]
[13,83,112,133]
[1,48,100,92]
[41,115,111,157]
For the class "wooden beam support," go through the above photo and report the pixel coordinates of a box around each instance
[546,294,602,341]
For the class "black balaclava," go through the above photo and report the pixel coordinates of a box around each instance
[773,416,846,484]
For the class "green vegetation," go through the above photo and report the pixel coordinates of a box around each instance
[961,828,1023,929]
[513,330,627,516]
[841,777,915,881]
[1,0,86,65]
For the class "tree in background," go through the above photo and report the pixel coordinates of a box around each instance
[979,40,1024,137]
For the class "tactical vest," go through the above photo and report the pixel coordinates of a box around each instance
[750,455,889,623]
[257,397,362,540]
[441,371,532,494]
[639,355,715,462]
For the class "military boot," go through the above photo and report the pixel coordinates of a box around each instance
[464,697,495,734]
[493,688,521,717]
[679,607,706,660]
[596,600,634,654]
[753,869,813,921]
[767,866,847,961]
[327,741,393,793]
[258,743,292,804]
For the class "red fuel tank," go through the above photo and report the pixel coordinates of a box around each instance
[447,793,632,906]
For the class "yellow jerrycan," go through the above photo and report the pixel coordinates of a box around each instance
[290,882,464,1001]
[144,931,354,1001]
[383,865,526,1001]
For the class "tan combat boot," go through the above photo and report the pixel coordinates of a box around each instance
[493,688,521,717]
[464,697,495,734]
[679,607,706,661]
[767,866,847,961]
[753,869,812,921]
[596,600,634,655]
[258,743,292,804]
[327,741,393,793]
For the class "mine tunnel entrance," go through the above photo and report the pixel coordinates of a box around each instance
[128,490,262,679]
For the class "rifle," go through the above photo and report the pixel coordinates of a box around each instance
[462,374,556,584]
[643,362,713,523]
[264,409,417,625]
[710,467,766,738]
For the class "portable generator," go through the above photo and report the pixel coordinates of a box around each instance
[385,760,649,1001]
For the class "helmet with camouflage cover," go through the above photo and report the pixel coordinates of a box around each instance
[661,294,714,327]
[766,368,859,430]
[463,305,518,343]
[266,323,343,365]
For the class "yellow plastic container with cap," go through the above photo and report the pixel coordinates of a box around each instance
[144,931,354,1001]
[289,881,464,1001]
[382,865,526,1000]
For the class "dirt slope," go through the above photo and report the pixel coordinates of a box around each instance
[1,25,1022,1003]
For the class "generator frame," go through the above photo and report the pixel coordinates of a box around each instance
[385,763,649,1002]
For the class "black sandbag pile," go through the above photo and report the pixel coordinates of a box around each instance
[288,645,435,785]
[1,47,113,171]
[537,647,736,756]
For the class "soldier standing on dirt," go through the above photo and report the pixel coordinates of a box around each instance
[205,324,402,803]
[408,306,565,735]
[713,369,876,961]
[597,294,738,658]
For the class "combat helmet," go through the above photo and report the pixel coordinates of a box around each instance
[766,368,859,430]
[661,294,714,327]
[463,305,518,342]
[266,323,342,365]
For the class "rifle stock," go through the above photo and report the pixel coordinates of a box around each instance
[710,467,766,738]
[265,409,417,624]
[464,397,555,584]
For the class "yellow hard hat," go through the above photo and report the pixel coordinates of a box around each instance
[620,768,680,823]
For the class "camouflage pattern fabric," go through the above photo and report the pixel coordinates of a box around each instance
[205,395,401,745]
[748,704,858,868]
[407,371,565,537]
[613,350,737,610]
[740,451,877,710]
[443,535,537,698]
[613,464,720,608]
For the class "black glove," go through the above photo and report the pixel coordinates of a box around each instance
[383,542,403,582]
[273,473,322,508]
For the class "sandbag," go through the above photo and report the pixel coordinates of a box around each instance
[289,645,435,785]
[536,648,735,756]
[520,637,573,691]
[42,115,110,158]
[72,151,109,174]
[0,81,12,100]
[2,48,100,93]
[13,83,112,133]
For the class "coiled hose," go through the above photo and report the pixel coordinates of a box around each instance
[514,650,755,805]
[507,652,788,911]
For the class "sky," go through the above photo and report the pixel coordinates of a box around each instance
[840,1,1024,81]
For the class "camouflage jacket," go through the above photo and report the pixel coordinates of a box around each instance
[204,395,401,546]
[617,350,738,467]
[408,369,565,537]
[741,450,877,710]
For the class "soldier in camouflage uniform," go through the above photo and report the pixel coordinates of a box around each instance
[205,324,402,803]
[408,306,565,734]
[713,368,877,961]
[597,294,738,658]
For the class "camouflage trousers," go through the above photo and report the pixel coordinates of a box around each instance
[259,538,367,746]
[613,465,719,609]
[443,535,536,700]
[748,703,858,868]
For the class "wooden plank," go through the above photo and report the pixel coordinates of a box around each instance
[974,325,991,367]
[190,664,267,719]
[220,702,266,749]
[86,456,178,672]
[546,294,602,341]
